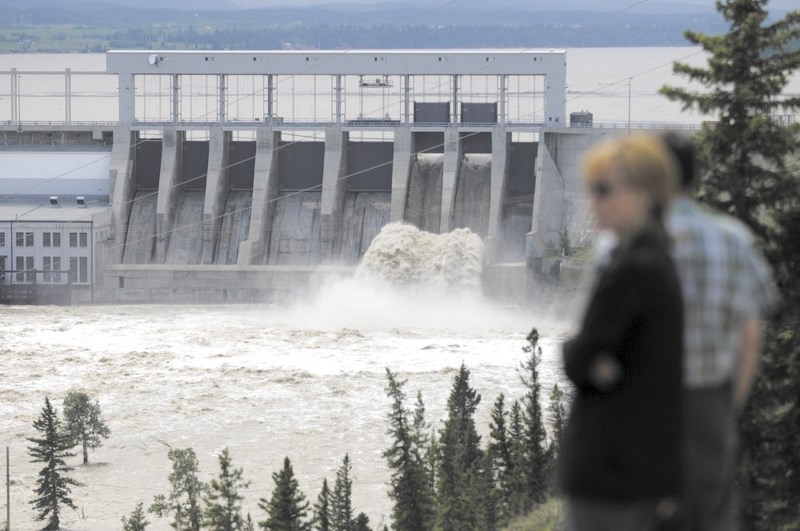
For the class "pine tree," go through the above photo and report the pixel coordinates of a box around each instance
[203,448,250,530]
[518,329,548,506]
[661,2,800,528]
[27,397,81,531]
[479,446,501,531]
[258,457,311,531]
[62,390,110,465]
[313,479,331,531]
[122,502,150,531]
[243,513,255,531]
[435,363,484,531]
[383,369,435,531]
[330,455,354,531]
[150,447,205,531]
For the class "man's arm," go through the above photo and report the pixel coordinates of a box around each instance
[734,318,763,410]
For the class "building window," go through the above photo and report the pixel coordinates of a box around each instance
[16,256,34,283]
[0,255,6,284]
[79,232,88,248]
[0,232,5,247]
[70,232,78,247]
[79,257,88,283]
[43,233,51,247]
[16,232,23,246]
[26,232,33,247]
[43,256,61,283]
[69,257,78,283]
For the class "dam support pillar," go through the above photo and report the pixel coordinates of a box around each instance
[320,127,348,261]
[109,127,138,264]
[439,126,462,233]
[155,128,183,263]
[389,127,413,223]
[528,135,564,262]
[238,128,280,265]
[202,127,231,264]
[486,127,510,262]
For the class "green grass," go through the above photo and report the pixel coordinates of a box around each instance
[503,498,566,531]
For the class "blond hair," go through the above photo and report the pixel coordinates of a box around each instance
[582,134,679,223]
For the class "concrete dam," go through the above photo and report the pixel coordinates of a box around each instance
[0,50,609,303]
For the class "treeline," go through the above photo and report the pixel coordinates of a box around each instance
[6,21,732,52]
[23,328,567,530]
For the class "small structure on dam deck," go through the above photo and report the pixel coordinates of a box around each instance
[0,49,617,304]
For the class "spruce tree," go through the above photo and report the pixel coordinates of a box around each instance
[506,400,527,516]
[27,397,81,531]
[488,394,515,523]
[258,457,311,531]
[546,384,568,462]
[203,448,250,530]
[150,447,205,531]
[62,390,110,465]
[122,502,150,531]
[330,455,354,531]
[313,479,331,531]
[244,513,256,531]
[352,513,371,531]
[383,369,435,531]
[661,2,800,528]
[518,329,548,506]
[435,363,484,531]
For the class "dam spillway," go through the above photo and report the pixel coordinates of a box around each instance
[0,49,610,304]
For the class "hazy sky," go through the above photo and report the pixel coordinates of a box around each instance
[230,0,794,10]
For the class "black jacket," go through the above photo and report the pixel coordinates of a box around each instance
[559,226,683,501]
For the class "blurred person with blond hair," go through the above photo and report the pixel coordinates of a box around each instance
[559,134,684,531]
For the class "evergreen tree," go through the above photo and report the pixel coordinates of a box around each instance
[518,329,548,506]
[383,369,435,531]
[352,513,371,531]
[62,390,110,465]
[122,502,150,531]
[479,446,501,531]
[312,479,331,531]
[204,448,250,530]
[488,394,515,523]
[661,2,800,528]
[546,384,568,459]
[435,363,484,531]
[150,447,205,531]
[243,513,255,531]
[27,397,81,531]
[258,457,311,531]
[330,455,354,531]
[506,400,528,516]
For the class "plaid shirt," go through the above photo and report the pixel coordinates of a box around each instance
[668,197,777,387]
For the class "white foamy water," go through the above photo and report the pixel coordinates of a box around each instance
[0,293,570,530]
[358,223,484,290]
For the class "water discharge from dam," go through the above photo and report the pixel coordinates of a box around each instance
[216,191,253,265]
[267,191,322,265]
[166,191,205,264]
[452,154,492,237]
[122,190,157,264]
[337,191,391,264]
[405,153,444,233]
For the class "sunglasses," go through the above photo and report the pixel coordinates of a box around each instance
[589,181,617,199]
